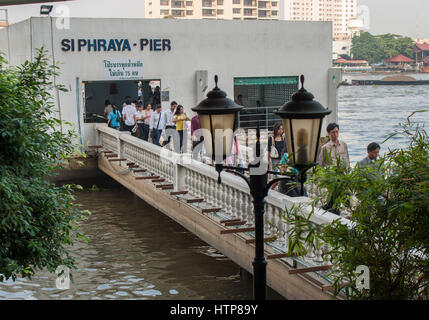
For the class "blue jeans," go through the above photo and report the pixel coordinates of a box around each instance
[152,129,162,146]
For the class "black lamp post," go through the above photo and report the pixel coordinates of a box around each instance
[275,75,332,195]
[192,75,296,300]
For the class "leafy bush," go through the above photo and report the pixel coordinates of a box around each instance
[283,113,429,299]
[0,48,87,281]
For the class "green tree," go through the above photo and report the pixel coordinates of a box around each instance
[351,32,384,64]
[376,34,415,59]
[0,48,87,281]
[351,32,415,63]
[282,112,429,299]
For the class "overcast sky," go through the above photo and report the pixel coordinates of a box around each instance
[2,0,428,39]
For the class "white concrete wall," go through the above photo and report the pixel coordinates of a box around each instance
[7,17,333,146]
[0,19,32,65]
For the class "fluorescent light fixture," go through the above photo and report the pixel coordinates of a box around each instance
[40,4,53,16]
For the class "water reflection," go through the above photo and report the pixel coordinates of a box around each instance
[0,188,283,300]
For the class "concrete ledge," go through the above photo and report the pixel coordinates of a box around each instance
[98,155,334,300]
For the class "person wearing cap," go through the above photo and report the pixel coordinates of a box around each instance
[149,104,165,146]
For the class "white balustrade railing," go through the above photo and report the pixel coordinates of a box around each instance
[96,124,352,276]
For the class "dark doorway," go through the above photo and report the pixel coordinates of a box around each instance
[83,79,160,123]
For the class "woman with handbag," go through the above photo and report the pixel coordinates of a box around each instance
[268,122,286,190]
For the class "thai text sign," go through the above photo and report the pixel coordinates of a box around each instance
[103,59,143,80]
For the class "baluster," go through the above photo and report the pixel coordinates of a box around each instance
[220,183,227,214]
[322,243,332,265]
[264,205,272,236]
[190,170,195,196]
[215,179,222,209]
[204,176,213,204]
[313,238,324,263]
[193,171,198,197]
[230,188,237,218]
[199,172,204,198]
[199,174,205,199]
[236,191,244,221]
[241,192,249,223]
[207,177,213,205]
[277,207,287,251]
[226,185,233,215]
[270,206,279,240]
[184,168,190,193]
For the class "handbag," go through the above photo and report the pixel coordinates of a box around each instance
[269,136,279,158]
[151,113,161,139]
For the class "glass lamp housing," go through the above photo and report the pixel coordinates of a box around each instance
[275,75,331,168]
[192,76,243,162]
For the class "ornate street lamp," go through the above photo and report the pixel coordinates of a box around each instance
[275,75,332,195]
[192,75,295,300]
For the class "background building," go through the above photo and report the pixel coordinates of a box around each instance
[145,0,280,20]
[283,0,357,41]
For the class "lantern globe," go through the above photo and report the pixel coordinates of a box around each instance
[274,75,331,167]
[192,75,243,161]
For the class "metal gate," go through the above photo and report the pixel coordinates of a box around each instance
[234,76,299,130]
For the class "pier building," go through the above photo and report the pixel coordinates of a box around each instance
[0,17,340,146]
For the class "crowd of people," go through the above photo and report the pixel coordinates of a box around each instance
[104,96,382,213]
[105,97,204,157]
[267,120,381,214]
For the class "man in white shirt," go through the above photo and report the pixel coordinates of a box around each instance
[163,101,177,151]
[317,122,350,215]
[317,123,350,167]
[149,105,165,146]
[122,97,137,134]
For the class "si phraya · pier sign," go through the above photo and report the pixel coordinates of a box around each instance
[61,38,172,52]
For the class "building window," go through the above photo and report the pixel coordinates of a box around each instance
[172,1,185,8]
[186,10,193,15]
[186,1,193,6]
[217,0,224,5]
[160,0,169,6]
[160,9,170,15]
[202,9,215,16]
[233,8,241,14]
[171,10,185,17]
[217,9,224,15]
[233,0,241,4]
[202,0,212,7]
[244,8,253,16]
[244,0,256,6]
